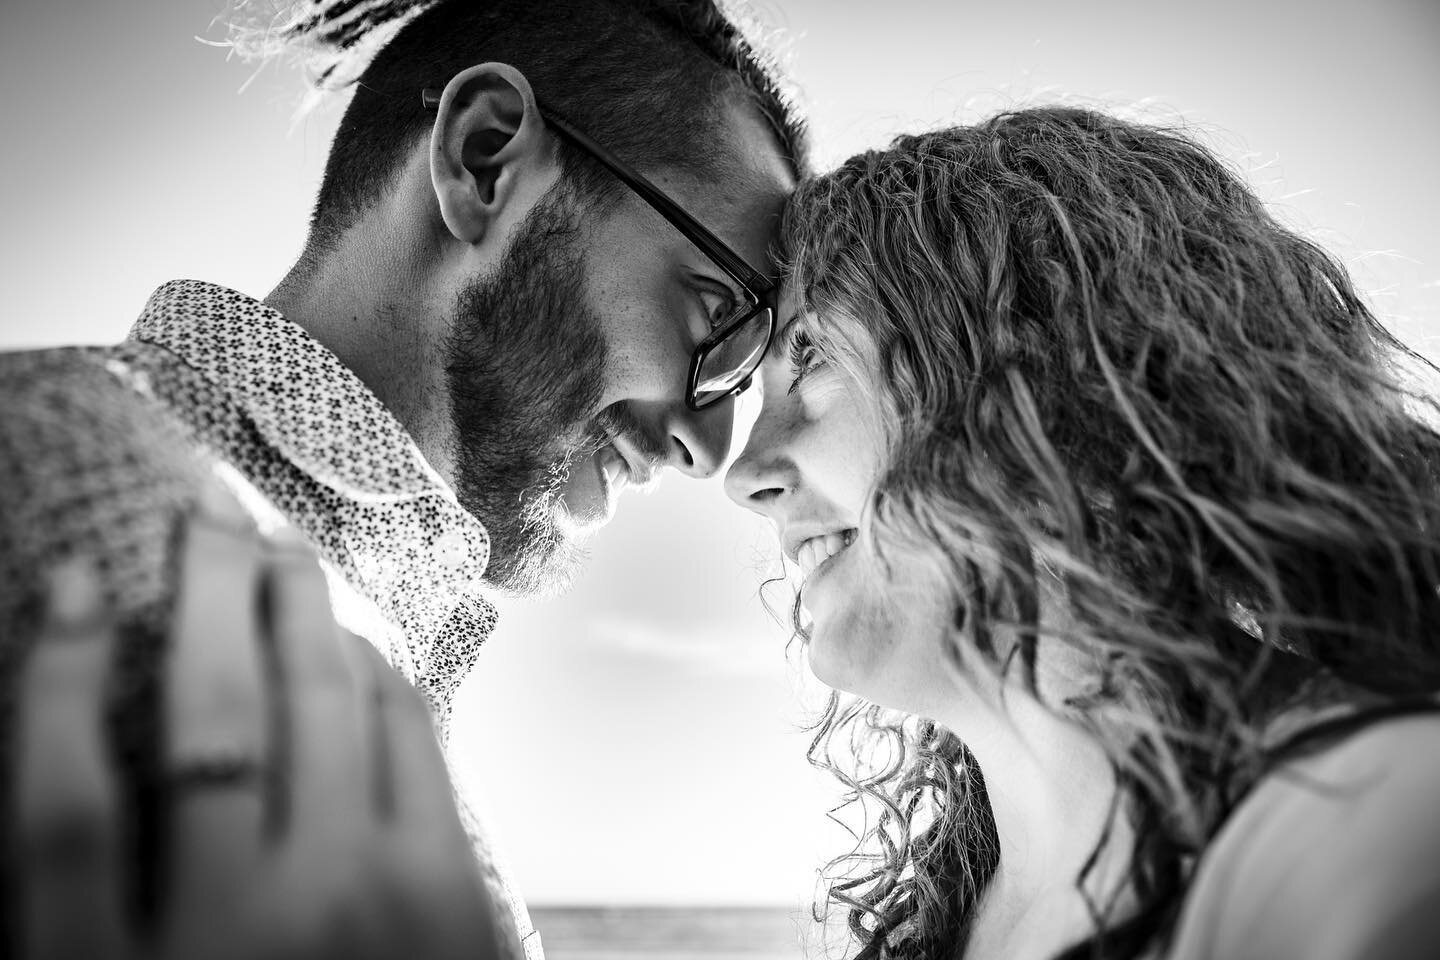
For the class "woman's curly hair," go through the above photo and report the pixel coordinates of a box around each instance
[778,107,1440,959]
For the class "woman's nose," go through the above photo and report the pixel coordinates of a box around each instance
[724,410,794,517]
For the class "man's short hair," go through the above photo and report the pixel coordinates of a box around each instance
[303,0,809,253]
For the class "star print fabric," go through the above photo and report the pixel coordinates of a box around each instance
[0,280,540,958]
[121,280,497,723]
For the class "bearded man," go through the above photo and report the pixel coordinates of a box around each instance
[0,1,805,956]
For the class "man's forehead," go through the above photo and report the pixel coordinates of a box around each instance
[649,100,797,279]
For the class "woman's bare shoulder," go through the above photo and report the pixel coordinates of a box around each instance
[1168,710,1440,960]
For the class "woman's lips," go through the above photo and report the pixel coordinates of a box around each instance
[795,528,857,579]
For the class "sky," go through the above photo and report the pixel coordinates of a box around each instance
[2,0,1438,910]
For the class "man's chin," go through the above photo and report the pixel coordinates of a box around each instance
[483,528,589,600]
[459,455,607,599]
[478,489,597,599]
[555,446,618,533]
[556,490,615,536]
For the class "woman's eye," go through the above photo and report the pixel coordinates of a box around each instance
[787,329,826,392]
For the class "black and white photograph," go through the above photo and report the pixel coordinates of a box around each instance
[2,1,1439,957]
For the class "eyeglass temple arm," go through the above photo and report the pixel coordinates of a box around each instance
[421,88,773,296]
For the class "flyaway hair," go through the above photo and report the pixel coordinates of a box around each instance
[216,0,438,90]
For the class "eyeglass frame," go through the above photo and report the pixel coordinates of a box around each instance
[421,87,777,411]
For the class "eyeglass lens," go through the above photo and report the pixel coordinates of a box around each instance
[693,307,774,405]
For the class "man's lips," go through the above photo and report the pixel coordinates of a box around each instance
[601,427,658,489]
[596,442,630,491]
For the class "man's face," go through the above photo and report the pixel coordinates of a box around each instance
[445,100,794,595]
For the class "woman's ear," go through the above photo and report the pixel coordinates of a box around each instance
[429,62,555,244]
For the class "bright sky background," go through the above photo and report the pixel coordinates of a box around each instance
[3,0,1438,910]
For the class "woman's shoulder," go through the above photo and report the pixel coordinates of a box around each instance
[1167,708,1440,960]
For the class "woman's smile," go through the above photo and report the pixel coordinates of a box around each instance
[793,528,857,580]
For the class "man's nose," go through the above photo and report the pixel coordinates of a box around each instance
[666,397,735,479]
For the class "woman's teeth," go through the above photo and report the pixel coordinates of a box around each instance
[796,529,856,579]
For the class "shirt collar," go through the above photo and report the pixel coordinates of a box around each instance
[130,279,447,504]
[121,280,496,722]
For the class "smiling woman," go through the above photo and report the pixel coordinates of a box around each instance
[727,308,946,699]
[727,107,1440,960]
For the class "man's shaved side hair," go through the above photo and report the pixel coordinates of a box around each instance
[289,0,809,257]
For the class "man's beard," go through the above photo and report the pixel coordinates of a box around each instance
[443,186,608,596]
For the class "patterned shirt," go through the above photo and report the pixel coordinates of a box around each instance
[0,280,541,958]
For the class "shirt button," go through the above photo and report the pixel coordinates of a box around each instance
[433,531,469,568]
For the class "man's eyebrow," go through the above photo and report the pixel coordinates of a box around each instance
[688,267,746,309]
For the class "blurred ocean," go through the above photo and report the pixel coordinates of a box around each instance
[529,905,814,960]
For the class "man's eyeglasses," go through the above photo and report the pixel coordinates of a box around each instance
[422,88,776,411]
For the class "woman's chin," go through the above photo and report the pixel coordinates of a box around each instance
[803,572,882,696]
[805,611,954,717]
[804,636,840,687]
[804,625,871,698]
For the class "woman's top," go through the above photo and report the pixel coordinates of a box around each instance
[1166,710,1440,960]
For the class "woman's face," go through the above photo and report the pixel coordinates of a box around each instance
[724,298,961,716]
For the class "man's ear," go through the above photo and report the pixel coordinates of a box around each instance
[429,62,555,245]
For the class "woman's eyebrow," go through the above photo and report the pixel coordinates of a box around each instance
[767,314,802,358]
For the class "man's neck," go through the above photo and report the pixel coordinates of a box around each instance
[264,225,459,487]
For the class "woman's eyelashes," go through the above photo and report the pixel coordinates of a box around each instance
[786,328,826,393]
